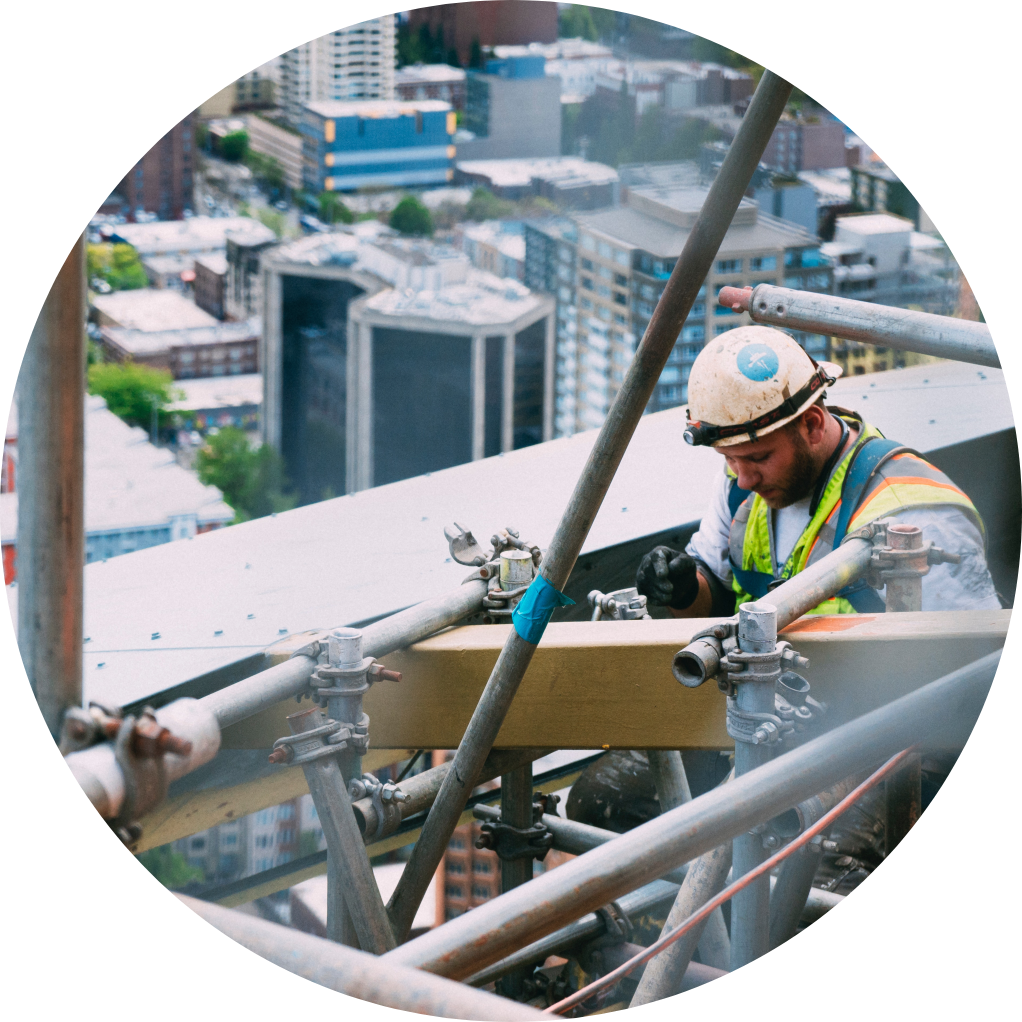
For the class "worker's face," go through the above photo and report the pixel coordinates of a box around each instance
[720,418,818,510]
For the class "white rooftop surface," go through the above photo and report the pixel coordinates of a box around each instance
[167,374,262,412]
[292,863,436,932]
[306,99,451,118]
[196,253,229,275]
[92,289,219,332]
[1,396,233,546]
[395,63,466,84]
[8,361,1008,710]
[463,222,526,262]
[112,217,276,257]
[835,213,914,236]
[362,269,542,326]
[101,317,260,357]
[457,156,618,189]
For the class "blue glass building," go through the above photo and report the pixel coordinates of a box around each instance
[301,99,456,192]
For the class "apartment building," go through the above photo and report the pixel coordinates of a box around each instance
[278,17,397,127]
[535,186,833,434]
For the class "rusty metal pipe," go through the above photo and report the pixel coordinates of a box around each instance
[178,895,549,1021]
[719,283,999,368]
[18,235,86,739]
[384,650,998,979]
[386,70,795,943]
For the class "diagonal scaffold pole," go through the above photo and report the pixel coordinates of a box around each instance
[385,70,796,943]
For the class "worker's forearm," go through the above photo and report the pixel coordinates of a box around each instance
[668,571,714,618]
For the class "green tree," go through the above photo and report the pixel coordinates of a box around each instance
[468,36,484,69]
[559,5,598,40]
[137,845,204,889]
[256,207,287,238]
[220,129,250,162]
[389,195,434,236]
[465,187,515,222]
[87,361,179,432]
[246,150,285,193]
[87,242,148,291]
[196,427,297,523]
[318,191,354,224]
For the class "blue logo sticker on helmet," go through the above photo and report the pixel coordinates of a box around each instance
[737,343,779,382]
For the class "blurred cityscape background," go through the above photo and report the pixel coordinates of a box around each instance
[2,3,985,930]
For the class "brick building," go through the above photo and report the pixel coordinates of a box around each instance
[408,2,558,67]
[115,112,196,221]
[193,254,228,320]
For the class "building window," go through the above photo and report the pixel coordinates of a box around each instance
[447,860,465,874]
[446,884,464,898]
[448,837,465,850]
[750,255,777,272]
[581,276,593,291]
[716,258,742,274]
[472,884,492,900]
[472,860,492,874]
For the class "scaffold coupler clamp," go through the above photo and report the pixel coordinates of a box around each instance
[268,716,367,766]
[474,791,560,861]
[104,707,194,845]
[348,772,411,839]
[588,587,651,621]
[718,602,820,748]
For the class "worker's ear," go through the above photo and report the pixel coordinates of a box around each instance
[801,403,829,447]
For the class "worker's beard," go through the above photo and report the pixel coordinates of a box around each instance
[763,428,818,509]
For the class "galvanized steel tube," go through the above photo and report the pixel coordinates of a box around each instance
[18,236,86,739]
[286,708,395,953]
[383,650,998,978]
[768,536,875,631]
[727,283,999,368]
[179,895,549,1021]
[646,750,692,809]
[630,842,733,1006]
[202,579,489,729]
[768,843,823,949]
[386,71,795,943]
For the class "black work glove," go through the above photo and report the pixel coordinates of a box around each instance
[635,546,700,610]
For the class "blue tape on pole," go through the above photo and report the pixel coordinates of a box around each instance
[512,574,575,645]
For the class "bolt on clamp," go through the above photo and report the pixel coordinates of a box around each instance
[349,772,411,839]
[474,791,561,861]
[588,587,651,621]
[268,716,369,766]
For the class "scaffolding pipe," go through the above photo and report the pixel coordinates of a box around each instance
[178,895,549,1021]
[719,283,999,368]
[498,763,535,998]
[204,578,489,729]
[17,236,86,740]
[385,70,795,943]
[465,870,838,989]
[645,751,692,809]
[383,649,998,979]
[629,842,732,1006]
[285,707,395,953]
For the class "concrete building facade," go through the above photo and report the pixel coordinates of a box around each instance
[534,186,833,435]
[301,99,456,193]
[458,58,561,161]
[346,270,555,492]
[279,17,397,127]
[245,114,305,191]
[193,253,228,320]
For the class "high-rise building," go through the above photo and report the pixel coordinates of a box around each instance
[115,112,195,222]
[278,17,397,127]
[261,228,553,503]
[528,184,834,436]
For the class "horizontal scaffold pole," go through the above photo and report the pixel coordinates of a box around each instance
[178,895,550,1021]
[382,650,999,979]
[719,283,999,368]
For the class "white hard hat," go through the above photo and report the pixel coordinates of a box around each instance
[684,325,843,448]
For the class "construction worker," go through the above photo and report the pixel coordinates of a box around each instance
[635,326,1000,616]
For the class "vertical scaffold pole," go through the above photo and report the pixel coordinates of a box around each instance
[385,70,794,943]
[730,603,779,970]
[18,236,86,740]
[497,763,534,998]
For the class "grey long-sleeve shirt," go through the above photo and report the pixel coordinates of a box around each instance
[685,470,1001,612]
